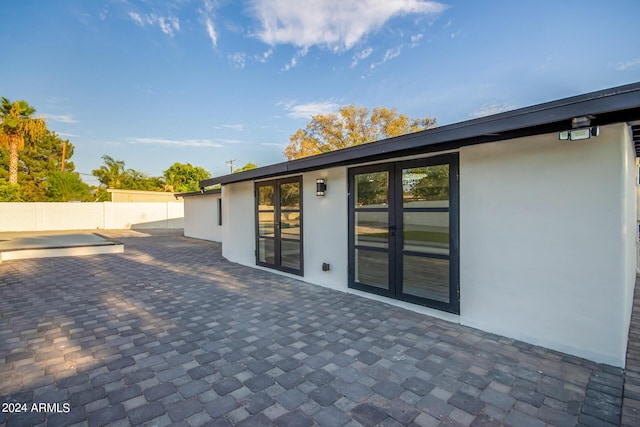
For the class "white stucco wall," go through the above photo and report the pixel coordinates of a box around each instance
[300,168,349,289]
[221,181,255,265]
[459,123,635,367]
[183,194,222,242]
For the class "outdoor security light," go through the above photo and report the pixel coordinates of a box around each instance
[316,178,327,196]
[558,126,600,141]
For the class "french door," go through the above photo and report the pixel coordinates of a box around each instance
[255,177,303,275]
[348,154,459,314]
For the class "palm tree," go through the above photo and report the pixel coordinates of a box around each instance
[92,155,126,188]
[0,98,47,184]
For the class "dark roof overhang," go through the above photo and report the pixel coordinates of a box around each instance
[200,82,640,187]
[174,188,221,199]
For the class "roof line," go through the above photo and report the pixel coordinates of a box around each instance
[200,82,640,187]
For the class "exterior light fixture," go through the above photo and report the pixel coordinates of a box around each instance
[559,127,600,141]
[560,116,599,141]
[316,178,327,196]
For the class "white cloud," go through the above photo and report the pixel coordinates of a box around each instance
[370,46,402,69]
[410,33,423,47]
[127,11,180,37]
[128,11,144,26]
[155,15,180,37]
[199,0,218,47]
[469,103,518,119]
[615,58,640,71]
[56,132,78,138]
[280,100,339,119]
[228,52,246,68]
[256,48,273,63]
[40,114,79,124]
[450,29,460,38]
[281,47,308,71]
[220,124,245,131]
[127,137,223,148]
[282,57,297,71]
[261,142,286,147]
[383,47,401,61]
[250,0,447,51]
[351,47,373,67]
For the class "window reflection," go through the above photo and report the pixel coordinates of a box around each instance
[403,165,449,207]
[280,182,300,209]
[355,172,388,207]
[258,185,274,208]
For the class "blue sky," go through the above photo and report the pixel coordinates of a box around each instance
[1,0,639,185]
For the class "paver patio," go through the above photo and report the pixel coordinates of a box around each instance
[0,231,628,426]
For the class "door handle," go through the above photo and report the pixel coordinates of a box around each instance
[388,225,396,237]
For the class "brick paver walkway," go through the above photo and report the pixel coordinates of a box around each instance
[0,232,627,426]
[622,275,640,426]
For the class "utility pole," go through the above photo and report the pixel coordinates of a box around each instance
[226,159,236,174]
[61,142,67,172]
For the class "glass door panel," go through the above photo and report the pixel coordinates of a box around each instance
[281,240,301,270]
[355,248,389,289]
[258,238,275,264]
[399,160,454,310]
[402,212,449,255]
[354,171,389,207]
[280,212,300,240]
[351,168,391,293]
[258,212,275,237]
[402,256,450,302]
[280,182,300,209]
[355,211,389,248]
[402,165,449,207]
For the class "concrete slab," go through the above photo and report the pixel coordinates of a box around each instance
[0,231,123,262]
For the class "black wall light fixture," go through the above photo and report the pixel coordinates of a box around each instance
[316,178,327,196]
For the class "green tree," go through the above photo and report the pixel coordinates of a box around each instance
[0,130,76,201]
[284,105,437,160]
[46,171,90,202]
[0,97,48,184]
[163,162,211,192]
[92,155,126,188]
[121,169,165,191]
[0,180,22,201]
[92,155,167,193]
[233,162,258,173]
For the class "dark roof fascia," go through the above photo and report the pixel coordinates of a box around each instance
[200,82,640,187]
[174,188,222,198]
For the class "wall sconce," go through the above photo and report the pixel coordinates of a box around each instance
[316,178,327,196]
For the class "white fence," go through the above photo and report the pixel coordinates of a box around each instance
[0,202,184,232]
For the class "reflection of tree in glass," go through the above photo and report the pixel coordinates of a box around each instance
[411,165,449,201]
[280,183,300,209]
[356,172,388,206]
[258,185,274,207]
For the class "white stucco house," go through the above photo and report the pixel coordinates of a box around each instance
[185,83,640,368]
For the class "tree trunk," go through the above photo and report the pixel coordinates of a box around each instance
[8,135,19,184]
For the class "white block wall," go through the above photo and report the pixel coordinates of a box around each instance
[0,202,184,231]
